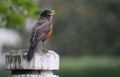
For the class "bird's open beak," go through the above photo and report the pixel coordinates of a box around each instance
[49,10,56,16]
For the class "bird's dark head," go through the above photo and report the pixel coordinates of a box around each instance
[40,10,56,20]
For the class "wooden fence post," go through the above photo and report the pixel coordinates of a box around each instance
[5,49,59,77]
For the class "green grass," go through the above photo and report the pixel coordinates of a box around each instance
[56,56,120,77]
[1,56,120,77]
[0,65,10,77]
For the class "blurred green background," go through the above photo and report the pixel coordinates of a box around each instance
[0,0,120,77]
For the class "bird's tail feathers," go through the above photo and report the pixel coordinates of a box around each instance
[26,45,36,61]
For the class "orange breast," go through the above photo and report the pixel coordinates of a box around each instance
[42,28,52,42]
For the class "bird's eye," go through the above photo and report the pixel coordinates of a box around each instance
[47,12,50,14]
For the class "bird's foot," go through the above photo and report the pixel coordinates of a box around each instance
[42,48,48,53]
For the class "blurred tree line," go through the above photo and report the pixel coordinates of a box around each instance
[1,0,120,56]
[40,0,120,56]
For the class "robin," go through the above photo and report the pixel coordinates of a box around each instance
[27,10,56,61]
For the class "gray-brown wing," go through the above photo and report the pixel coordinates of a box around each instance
[30,19,52,47]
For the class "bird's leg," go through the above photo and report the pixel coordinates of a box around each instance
[42,42,48,52]
[42,42,45,49]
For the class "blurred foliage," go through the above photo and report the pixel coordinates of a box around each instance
[39,0,120,56]
[0,0,40,28]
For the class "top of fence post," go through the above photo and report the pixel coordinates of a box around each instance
[5,49,59,70]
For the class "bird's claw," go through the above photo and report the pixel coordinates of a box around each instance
[42,48,48,53]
